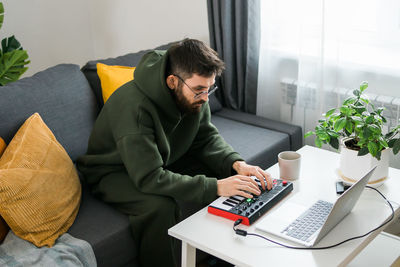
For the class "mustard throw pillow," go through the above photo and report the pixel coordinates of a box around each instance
[0,113,81,247]
[0,137,9,243]
[97,62,135,103]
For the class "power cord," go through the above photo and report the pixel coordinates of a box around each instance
[233,186,395,250]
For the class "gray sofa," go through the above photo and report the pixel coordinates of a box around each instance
[0,44,302,267]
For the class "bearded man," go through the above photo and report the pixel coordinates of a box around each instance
[77,38,272,267]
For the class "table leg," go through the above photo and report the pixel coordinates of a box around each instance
[181,241,196,267]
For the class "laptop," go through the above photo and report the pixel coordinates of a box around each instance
[255,166,376,247]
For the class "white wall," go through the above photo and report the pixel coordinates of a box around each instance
[1,0,209,77]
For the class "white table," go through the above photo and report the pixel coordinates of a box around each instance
[168,146,400,267]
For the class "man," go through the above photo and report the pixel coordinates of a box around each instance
[77,39,272,267]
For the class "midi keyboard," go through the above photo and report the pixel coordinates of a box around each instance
[208,178,293,225]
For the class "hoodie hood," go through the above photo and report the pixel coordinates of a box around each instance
[133,50,182,122]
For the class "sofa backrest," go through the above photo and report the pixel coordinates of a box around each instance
[82,44,172,108]
[81,42,223,113]
[0,64,99,162]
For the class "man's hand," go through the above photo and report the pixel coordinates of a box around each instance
[217,175,261,198]
[232,161,272,190]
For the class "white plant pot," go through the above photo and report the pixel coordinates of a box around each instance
[339,139,389,187]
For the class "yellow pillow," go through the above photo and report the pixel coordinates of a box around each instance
[97,63,135,103]
[0,137,9,243]
[0,113,81,247]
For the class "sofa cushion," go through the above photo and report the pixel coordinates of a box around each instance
[97,63,136,103]
[211,115,290,169]
[0,113,81,247]
[214,108,303,151]
[82,43,172,108]
[68,186,138,267]
[0,64,99,162]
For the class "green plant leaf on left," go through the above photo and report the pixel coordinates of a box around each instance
[0,3,4,31]
[0,49,30,85]
[1,35,23,54]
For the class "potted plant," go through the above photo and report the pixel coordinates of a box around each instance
[305,81,400,186]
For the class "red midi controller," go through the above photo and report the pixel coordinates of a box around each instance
[208,178,293,225]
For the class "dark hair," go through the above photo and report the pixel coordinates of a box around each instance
[166,38,225,80]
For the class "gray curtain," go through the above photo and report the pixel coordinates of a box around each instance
[207,0,261,114]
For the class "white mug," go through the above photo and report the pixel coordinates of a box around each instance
[278,151,301,180]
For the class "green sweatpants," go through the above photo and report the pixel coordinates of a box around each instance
[91,157,219,267]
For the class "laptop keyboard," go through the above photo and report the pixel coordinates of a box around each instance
[282,200,333,242]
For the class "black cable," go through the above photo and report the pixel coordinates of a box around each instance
[233,186,396,250]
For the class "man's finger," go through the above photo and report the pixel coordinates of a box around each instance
[238,175,259,189]
[238,182,260,196]
[236,190,253,199]
[262,170,273,190]
[252,170,266,190]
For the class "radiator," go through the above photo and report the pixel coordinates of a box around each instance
[280,79,400,134]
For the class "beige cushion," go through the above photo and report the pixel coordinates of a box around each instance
[0,113,81,247]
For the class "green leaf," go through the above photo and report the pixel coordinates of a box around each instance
[363,127,371,139]
[393,139,400,154]
[353,89,361,97]
[368,124,381,135]
[376,151,381,160]
[388,138,397,147]
[351,116,363,124]
[358,146,369,156]
[324,108,336,117]
[385,131,395,139]
[340,107,352,116]
[327,130,340,138]
[343,97,356,105]
[315,136,322,148]
[376,107,385,115]
[304,131,315,138]
[354,107,366,114]
[316,130,329,141]
[0,3,4,31]
[360,81,368,92]
[329,137,339,150]
[334,117,347,132]
[360,98,369,105]
[365,115,374,124]
[0,49,30,86]
[345,120,353,133]
[378,137,388,148]
[367,142,378,157]
[1,35,23,53]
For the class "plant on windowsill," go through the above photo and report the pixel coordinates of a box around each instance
[0,2,30,86]
[304,81,400,186]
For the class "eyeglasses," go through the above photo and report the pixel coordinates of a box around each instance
[173,74,218,99]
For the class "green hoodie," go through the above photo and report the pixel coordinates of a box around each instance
[77,50,243,204]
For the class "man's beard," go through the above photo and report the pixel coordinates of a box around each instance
[173,86,206,114]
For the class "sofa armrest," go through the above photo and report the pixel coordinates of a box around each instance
[213,108,303,151]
